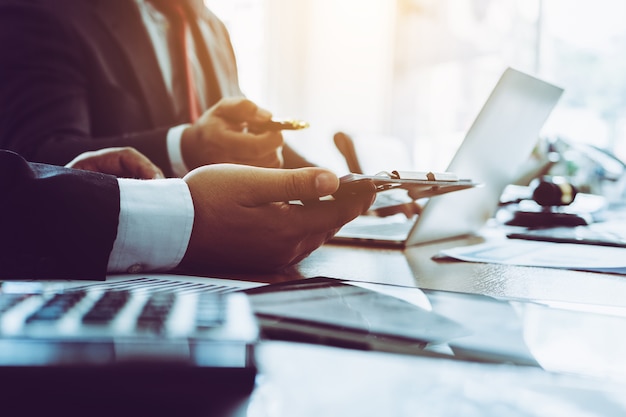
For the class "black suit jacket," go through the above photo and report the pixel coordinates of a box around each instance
[0,0,309,176]
[0,150,119,280]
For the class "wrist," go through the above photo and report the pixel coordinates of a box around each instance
[181,124,202,170]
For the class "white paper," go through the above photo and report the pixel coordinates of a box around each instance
[439,239,626,274]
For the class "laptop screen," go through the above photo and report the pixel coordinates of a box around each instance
[333,68,563,247]
[405,67,563,245]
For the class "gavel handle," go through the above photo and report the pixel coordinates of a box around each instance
[333,131,364,175]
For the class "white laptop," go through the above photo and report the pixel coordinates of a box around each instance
[333,67,564,247]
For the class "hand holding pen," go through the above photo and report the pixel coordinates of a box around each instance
[248,118,309,133]
[180,97,309,170]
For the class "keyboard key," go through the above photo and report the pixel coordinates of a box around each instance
[136,292,175,332]
[26,291,86,323]
[82,290,130,324]
[196,293,225,329]
[0,293,32,314]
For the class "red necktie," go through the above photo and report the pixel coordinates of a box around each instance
[148,0,202,122]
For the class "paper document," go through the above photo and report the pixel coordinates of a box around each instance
[439,239,626,274]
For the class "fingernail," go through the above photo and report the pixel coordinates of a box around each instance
[153,172,165,179]
[315,172,338,195]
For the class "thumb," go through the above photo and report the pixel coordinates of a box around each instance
[119,149,165,179]
[243,167,340,205]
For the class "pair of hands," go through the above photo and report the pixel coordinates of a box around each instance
[65,97,376,272]
[181,97,285,170]
[182,164,375,271]
[67,97,282,178]
[67,149,375,272]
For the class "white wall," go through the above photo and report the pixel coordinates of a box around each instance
[264,0,397,171]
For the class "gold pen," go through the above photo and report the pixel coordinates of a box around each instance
[249,118,310,132]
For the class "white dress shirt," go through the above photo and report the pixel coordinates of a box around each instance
[135,0,209,177]
[106,1,214,273]
[107,178,194,273]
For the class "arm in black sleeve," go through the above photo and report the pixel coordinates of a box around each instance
[0,150,120,280]
[0,3,175,176]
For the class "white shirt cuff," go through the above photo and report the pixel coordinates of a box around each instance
[167,124,191,177]
[108,178,194,273]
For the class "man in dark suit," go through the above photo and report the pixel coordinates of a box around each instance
[0,0,310,177]
[1,149,374,280]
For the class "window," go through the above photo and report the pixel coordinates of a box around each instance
[203,0,266,102]
[205,0,626,173]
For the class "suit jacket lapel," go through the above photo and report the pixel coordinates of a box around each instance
[92,0,176,126]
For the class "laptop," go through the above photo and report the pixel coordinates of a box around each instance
[333,67,564,247]
[0,274,264,415]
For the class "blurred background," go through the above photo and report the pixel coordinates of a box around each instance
[204,0,626,183]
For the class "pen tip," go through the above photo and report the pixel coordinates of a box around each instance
[291,120,309,130]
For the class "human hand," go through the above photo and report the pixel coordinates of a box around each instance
[181,97,284,170]
[181,164,376,272]
[65,147,164,179]
[371,202,422,218]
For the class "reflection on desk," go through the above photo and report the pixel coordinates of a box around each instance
[294,229,626,308]
[244,277,626,382]
[249,341,626,417]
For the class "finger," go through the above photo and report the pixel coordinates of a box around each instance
[68,160,97,172]
[308,194,375,226]
[373,202,416,218]
[65,152,96,169]
[214,97,272,124]
[279,192,375,238]
[279,168,340,200]
[223,130,284,156]
[234,166,341,206]
[332,179,377,201]
[66,157,110,174]
[246,149,283,169]
[286,226,345,267]
[119,149,164,179]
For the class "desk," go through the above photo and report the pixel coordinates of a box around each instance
[194,224,626,309]
[15,233,626,416]
[240,340,625,417]
[199,233,626,416]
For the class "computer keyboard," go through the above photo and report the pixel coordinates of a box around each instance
[0,276,262,414]
[0,277,249,339]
